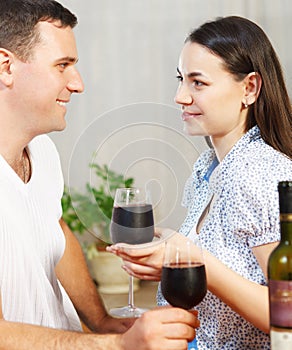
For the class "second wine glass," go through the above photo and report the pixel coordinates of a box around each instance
[161,237,207,350]
[109,187,154,318]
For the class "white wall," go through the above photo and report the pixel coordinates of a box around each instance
[51,0,292,231]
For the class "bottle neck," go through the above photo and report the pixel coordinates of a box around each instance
[280,214,292,243]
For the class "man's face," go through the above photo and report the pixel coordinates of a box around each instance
[11,20,84,137]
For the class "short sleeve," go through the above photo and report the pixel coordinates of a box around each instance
[224,153,290,248]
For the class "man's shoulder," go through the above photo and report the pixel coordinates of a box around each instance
[30,134,55,147]
[29,134,59,156]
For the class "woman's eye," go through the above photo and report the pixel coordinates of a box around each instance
[194,80,204,87]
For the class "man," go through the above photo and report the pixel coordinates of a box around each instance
[0,0,199,349]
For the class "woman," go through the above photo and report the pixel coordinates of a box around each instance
[108,16,292,349]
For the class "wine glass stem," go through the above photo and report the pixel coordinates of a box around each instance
[128,275,135,309]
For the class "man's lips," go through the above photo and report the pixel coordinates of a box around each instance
[182,111,202,121]
[56,99,69,107]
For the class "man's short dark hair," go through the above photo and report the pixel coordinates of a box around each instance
[0,0,77,60]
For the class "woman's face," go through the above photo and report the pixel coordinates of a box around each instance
[175,41,248,148]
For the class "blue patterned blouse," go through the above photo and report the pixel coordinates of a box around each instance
[157,126,292,349]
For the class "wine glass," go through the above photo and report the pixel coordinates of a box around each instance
[161,237,207,350]
[109,187,154,317]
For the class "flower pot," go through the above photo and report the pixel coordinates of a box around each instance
[88,251,140,294]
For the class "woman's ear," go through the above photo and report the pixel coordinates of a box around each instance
[0,48,14,87]
[242,72,262,106]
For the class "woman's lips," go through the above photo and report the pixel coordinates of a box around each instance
[182,111,202,121]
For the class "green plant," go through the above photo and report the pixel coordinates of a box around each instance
[61,163,134,256]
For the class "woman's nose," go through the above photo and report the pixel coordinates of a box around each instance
[174,84,193,105]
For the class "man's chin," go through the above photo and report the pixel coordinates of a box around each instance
[55,118,67,132]
[48,122,67,134]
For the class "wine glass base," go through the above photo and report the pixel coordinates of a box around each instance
[109,305,148,318]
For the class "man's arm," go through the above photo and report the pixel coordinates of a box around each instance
[0,318,122,349]
[1,293,123,349]
[56,219,134,333]
[0,293,199,350]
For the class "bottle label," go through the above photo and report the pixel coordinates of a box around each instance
[271,328,292,349]
[269,280,292,327]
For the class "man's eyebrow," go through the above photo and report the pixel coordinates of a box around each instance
[55,56,79,64]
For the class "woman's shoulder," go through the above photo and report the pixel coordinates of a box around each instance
[228,126,291,172]
[240,141,291,179]
[228,143,291,212]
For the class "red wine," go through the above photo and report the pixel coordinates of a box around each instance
[161,263,207,309]
[110,204,154,244]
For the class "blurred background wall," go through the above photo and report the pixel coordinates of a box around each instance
[52,0,292,232]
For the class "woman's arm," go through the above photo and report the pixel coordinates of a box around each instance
[203,242,277,334]
[108,230,277,334]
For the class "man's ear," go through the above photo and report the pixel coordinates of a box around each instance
[0,48,14,87]
[242,72,262,106]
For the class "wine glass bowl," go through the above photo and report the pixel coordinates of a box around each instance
[110,192,154,245]
[109,187,154,318]
[161,238,207,349]
[161,239,207,310]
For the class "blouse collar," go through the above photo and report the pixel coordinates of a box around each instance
[200,125,261,185]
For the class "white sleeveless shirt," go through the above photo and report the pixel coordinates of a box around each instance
[0,135,82,331]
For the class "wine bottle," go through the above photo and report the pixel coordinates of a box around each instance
[268,181,292,349]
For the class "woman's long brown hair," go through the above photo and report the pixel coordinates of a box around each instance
[187,16,292,159]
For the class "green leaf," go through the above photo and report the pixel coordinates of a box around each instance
[61,163,135,248]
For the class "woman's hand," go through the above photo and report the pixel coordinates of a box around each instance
[107,228,179,281]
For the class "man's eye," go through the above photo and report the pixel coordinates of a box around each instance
[58,63,69,70]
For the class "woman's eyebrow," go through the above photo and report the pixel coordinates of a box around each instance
[177,67,204,78]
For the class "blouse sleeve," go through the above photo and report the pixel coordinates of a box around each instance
[225,153,291,248]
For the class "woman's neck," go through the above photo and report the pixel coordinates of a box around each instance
[211,127,246,162]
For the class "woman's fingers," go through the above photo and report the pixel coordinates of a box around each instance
[108,243,161,258]
[122,261,161,279]
[107,243,165,268]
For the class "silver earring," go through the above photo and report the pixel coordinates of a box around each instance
[244,103,248,108]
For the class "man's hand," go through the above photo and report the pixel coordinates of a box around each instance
[120,306,199,350]
[94,314,136,334]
